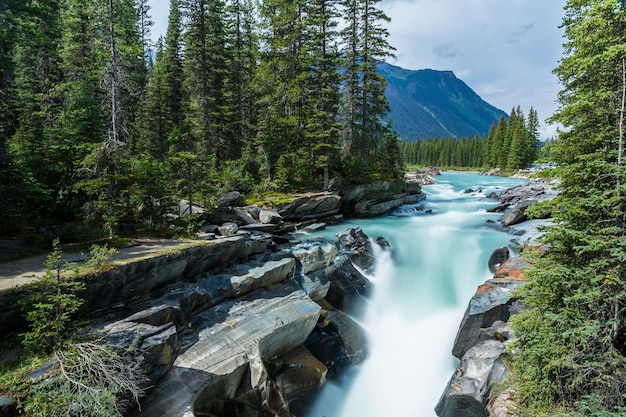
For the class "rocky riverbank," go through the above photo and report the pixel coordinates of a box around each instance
[435,178,557,417]
[0,225,385,417]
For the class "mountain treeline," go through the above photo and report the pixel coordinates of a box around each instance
[0,0,399,237]
[399,106,540,169]
[511,1,626,416]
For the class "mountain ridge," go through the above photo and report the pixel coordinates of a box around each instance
[380,62,507,140]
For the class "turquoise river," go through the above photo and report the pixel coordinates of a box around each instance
[303,171,527,417]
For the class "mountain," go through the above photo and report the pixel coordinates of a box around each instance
[379,62,507,141]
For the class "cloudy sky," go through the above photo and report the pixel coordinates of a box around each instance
[148,0,566,139]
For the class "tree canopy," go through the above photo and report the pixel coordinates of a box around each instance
[0,0,401,237]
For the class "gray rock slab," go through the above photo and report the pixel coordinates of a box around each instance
[436,340,509,417]
[452,281,522,359]
[132,282,321,417]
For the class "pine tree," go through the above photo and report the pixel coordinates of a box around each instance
[256,0,310,188]
[340,0,396,180]
[165,0,185,131]
[183,0,233,160]
[9,0,63,212]
[305,0,342,189]
[225,0,259,160]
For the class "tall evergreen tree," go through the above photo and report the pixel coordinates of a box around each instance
[10,0,63,209]
[183,0,233,160]
[304,0,342,189]
[225,0,259,160]
[256,0,310,187]
[165,0,185,131]
[340,0,396,179]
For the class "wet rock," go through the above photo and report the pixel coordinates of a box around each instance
[300,223,327,233]
[305,300,368,378]
[326,254,372,316]
[499,200,533,227]
[337,227,375,272]
[488,247,510,273]
[273,346,327,413]
[452,277,523,359]
[436,340,510,417]
[375,236,392,250]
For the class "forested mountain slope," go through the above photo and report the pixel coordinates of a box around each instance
[380,62,507,140]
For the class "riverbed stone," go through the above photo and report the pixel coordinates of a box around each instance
[274,346,327,411]
[436,340,510,417]
[452,278,523,359]
[488,247,510,273]
[337,227,375,272]
[326,253,372,315]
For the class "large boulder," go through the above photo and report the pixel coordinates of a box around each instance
[488,247,509,273]
[278,193,342,222]
[337,227,375,272]
[274,346,328,415]
[131,282,321,417]
[435,340,510,417]
[103,319,179,387]
[260,209,283,225]
[325,253,373,316]
[499,200,533,227]
[219,191,244,207]
[305,300,368,378]
[452,276,524,360]
[218,222,239,237]
[341,181,425,217]
[488,182,552,206]
[289,242,338,301]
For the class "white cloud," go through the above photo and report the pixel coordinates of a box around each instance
[383,0,566,139]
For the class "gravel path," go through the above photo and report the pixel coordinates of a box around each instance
[0,239,193,292]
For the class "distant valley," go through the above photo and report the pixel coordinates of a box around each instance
[380,62,507,141]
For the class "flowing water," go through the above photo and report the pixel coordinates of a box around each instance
[302,171,527,417]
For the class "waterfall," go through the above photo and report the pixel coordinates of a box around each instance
[304,172,526,417]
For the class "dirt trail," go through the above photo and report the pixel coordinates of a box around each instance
[0,239,193,292]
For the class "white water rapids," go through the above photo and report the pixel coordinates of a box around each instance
[302,172,527,417]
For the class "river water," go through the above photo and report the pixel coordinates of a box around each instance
[302,171,527,417]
